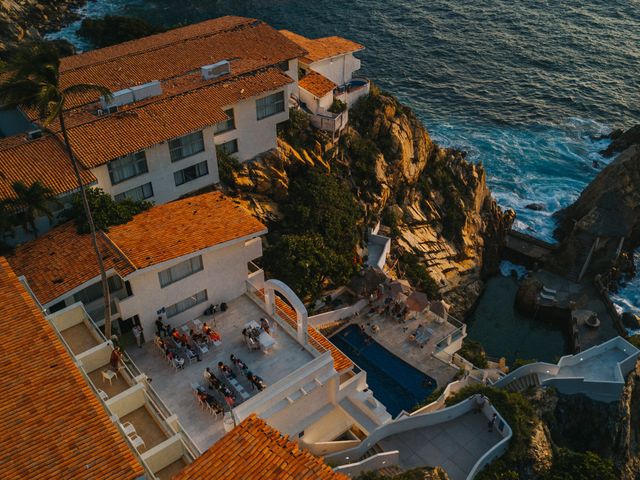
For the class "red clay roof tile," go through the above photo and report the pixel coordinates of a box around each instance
[279,30,364,64]
[172,414,348,480]
[0,257,144,479]
[299,71,337,98]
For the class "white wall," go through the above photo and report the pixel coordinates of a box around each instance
[298,87,333,115]
[92,125,220,205]
[118,238,262,335]
[309,54,361,86]
[213,86,292,162]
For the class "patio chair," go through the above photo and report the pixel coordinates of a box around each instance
[128,433,145,451]
[101,370,117,385]
[543,286,557,295]
[121,422,136,436]
[97,389,109,401]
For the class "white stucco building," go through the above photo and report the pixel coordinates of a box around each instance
[6,191,266,335]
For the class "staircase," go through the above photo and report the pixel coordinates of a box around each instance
[360,444,402,476]
[503,373,540,392]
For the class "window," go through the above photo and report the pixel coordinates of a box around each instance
[166,290,207,318]
[108,151,148,185]
[114,182,154,202]
[174,161,209,186]
[216,139,238,156]
[276,60,289,72]
[169,131,205,162]
[73,276,123,305]
[158,256,203,287]
[213,109,235,134]
[256,91,285,120]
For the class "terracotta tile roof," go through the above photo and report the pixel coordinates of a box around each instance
[59,17,306,109]
[274,295,353,372]
[6,222,135,305]
[108,191,266,270]
[279,30,364,64]
[0,257,144,479]
[0,134,96,201]
[299,71,337,98]
[255,288,353,372]
[65,68,293,168]
[172,414,348,480]
[7,192,265,305]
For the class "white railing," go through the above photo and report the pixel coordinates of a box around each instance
[310,109,348,133]
[327,396,512,479]
[333,451,399,476]
[308,299,368,329]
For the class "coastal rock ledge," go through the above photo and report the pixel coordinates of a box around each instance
[227,89,514,317]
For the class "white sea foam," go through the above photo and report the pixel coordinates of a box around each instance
[499,260,528,280]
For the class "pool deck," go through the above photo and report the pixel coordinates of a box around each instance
[351,312,458,387]
[377,411,503,480]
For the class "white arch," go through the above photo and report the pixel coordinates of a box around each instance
[264,279,308,345]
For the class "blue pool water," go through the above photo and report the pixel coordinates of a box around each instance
[49,0,640,311]
[330,324,436,417]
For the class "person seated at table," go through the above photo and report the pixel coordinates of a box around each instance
[230,354,249,373]
[166,350,185,369]
[224,394,235,408]
[218,361,235,378]
[197,390,222,411]
[260,317,271,334]
[180,332,190,345]
[246,371,266,391]
[185,344,202,362]
[203,367,214,383]
[170,328,181,341]
[202,323,221,342]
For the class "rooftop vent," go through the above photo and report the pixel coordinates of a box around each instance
[27,129,43,140]
[100,80,162,110]
[201,60,231,80]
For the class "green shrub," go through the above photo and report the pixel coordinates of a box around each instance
[277,108,313,149]
[543,449,617,480]
[399,253,440,299]
[511,358,537,370]
[458,339,489,368]
[328,98,347,114]
[344,134,380,185]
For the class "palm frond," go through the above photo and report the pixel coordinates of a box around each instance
[63,83,113,102]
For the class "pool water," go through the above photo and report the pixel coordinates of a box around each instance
[467,275,568,364]
[330,324,437,417]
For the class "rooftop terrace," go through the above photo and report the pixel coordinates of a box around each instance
[127,294,315,450]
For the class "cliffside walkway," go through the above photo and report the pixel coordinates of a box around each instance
[377,411,502,480]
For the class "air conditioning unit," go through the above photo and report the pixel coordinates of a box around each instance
[201,60,231,80]
[130,80,162,102]
[100,88,134,110]
[27,129,43,140]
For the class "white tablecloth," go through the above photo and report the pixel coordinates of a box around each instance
[245,320,276,351]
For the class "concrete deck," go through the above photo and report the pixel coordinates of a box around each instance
[127,295,315,451]
[88,366,130,399]
[378,411,503,480]
[61,322,99,355]
[121,406,169,451]
[354,309,458,387]
[532,270,618,349]
[157,459,187,480]
[558,348,629,381]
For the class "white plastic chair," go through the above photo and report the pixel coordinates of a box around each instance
[97,389,109,401]
[128,433,145,451]
[121,422,136,436]
[101,370,117,385]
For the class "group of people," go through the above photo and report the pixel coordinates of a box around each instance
[156,335,201,370]
[203,367,237,407]
[196,386,224,414]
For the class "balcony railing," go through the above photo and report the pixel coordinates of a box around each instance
[309,109,348,134]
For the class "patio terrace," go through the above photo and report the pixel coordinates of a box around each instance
[354,308,459,386]
[60,321,101,354]
[127,294,315,451]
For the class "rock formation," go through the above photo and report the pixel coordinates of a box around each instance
[0,0,83,53]
[224,89,514,317]
[550,138,640,281]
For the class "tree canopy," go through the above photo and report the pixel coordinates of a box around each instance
[67,188,152,233]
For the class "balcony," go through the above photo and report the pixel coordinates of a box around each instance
[309,109,348,135]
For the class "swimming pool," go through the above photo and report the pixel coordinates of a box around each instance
[330,324,437,417]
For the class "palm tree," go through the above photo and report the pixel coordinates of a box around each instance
[5,180,62,237]
[0,42,116,337]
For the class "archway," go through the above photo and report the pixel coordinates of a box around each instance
[263,279,308,345]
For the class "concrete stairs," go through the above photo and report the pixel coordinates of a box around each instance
[504,373,540,392]
[361,443,402,476]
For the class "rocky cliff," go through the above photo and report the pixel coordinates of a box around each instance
[224,88,514,316]
[550,128,640,282]
[0,0,83,53]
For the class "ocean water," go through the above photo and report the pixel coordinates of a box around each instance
[48,0,640,311]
